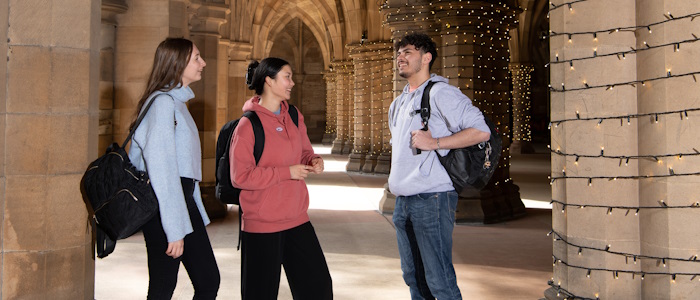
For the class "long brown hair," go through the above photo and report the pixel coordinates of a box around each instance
[129,38,193,131]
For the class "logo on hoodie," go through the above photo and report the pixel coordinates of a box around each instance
[276,127,283,132]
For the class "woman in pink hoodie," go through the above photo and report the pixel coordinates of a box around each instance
[230,57,333,300]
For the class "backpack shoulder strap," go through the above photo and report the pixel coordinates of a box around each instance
[288,104,299,127]
[243,111,265,165]
[419,81,437,129]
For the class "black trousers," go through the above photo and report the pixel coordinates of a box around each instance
[142,177,220,300]
[241,221,333,300]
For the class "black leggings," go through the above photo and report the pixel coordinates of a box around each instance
[241,221,333,300]
[142,177,220,300]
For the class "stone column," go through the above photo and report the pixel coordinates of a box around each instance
[374,46,395,175]
[347,44,372,171]
[99,1,128,154]
[363,43,394,173]
[331,61,353,154]
[322,70,338,145]
[188,2,230,219]
[113,0,173,145]
[637,2,700,299]
[1,0,101,298]
[341,64,356,154]
[226,42,253,122]
[433,3,525,224]
[509,62,535,154]
[546,0,645,299]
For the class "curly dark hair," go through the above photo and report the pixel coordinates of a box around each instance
[394,33,438,70]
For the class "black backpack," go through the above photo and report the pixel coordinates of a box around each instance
[419,81,502,192]
[215,104,299,204]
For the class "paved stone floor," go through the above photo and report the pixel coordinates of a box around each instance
[95,145,553,299]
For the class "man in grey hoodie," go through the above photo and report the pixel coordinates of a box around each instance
[388,33,491,300]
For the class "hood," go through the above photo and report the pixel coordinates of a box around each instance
[242,96,290,118]
[401,74,449,94]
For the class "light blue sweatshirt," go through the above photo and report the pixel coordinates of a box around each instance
[388,75,490,196]
[128,85,210,242]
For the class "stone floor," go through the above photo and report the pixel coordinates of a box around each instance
[95,145,553,299]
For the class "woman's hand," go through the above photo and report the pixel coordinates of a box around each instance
[310,157,324,174]
[290,164,314,180]
[166,239,184,258]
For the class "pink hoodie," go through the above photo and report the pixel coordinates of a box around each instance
[229,96,319,233]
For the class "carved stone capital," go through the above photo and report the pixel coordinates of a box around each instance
[189,2,230,36]
[101,0,128,25]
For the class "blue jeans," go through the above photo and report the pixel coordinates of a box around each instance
[393,191,461,300]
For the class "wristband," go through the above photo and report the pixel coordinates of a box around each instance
[436,138,441,150]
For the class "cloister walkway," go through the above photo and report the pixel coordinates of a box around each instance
[95,145,553,299]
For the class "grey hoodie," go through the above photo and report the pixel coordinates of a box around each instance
[388,74,490,196]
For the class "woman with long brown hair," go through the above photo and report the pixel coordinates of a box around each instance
[128,37,220,299]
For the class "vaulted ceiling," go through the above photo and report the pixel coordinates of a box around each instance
[226,0,391,67]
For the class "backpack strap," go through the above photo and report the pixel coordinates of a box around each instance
[412,81,436,154]
[288,104,299,127]
[419,81,436,130]
[243,111,265,165]
[95,226,116,258]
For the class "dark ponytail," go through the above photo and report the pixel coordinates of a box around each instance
[245,60,260,92]
[245,57,290,95]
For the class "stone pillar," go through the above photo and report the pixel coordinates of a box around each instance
[363,43,394,173]
[509,62,536,154]
[1,0,101,298]
[226,42,253,122]
[637,1,700,298]
[188,2,230,219]
[322,70,338,145]
[347,44,371,172]
[99,1,128,154]
[541,0,699,298]
[113,0,173,145]
[331,61,353,154]
[341,64,356,154]
[434,3,524,224]
[374,46,395,175]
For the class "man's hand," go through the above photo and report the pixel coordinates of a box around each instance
[410,128,438,151]
[166,239,184,258]
[310,157,324,174]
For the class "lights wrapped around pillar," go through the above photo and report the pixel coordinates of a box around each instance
[347,42,394,173]
[548,1,700,299]
[331,61,354,154]
[322,70,337,144]
[509,63,535,154]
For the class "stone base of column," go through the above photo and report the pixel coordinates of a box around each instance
[361,153,378,173]
[346,152,366,172]
[331,139,345,154]
[543,287,564,300]
[378,183,396,214]
[455,182,526,224]
[374,152,392,174]
[322,132,336,145]
[510,140,536,154]
[198,184,228,220]
[342,141,354,154]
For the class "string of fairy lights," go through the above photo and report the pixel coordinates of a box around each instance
[548,0,700,298]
